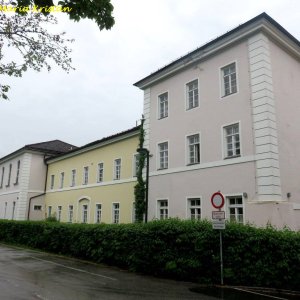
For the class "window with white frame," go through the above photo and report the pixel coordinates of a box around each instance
[12,201,16,219]
[158,142,168,169]
[187,134,200,164]
[83,166,89,185]
[15,160,20,185]
[4,202,7,218]
[133,154,139,177]
[57,206,62,221]
[60,172,64,189]
[71,169,76,187]
[47,206,52,218]
[34,205,42,211]
[0,167,4,188]
[158,200,168,220]
[158,92,168,119]
[188,198,201,220]
[186,79,199,109]
[227,196,243,224]
[68,205,74,223]
[82,204,88,223]
[112,203,120,224]
[114,159,121,180]
[6,163,12,187]
[95,204,102,223]
[50,175,55,190]
[97,163,104,182]
[221,63,237,97]
[224,123,240,158]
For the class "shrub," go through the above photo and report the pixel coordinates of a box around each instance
[0,219,299,290]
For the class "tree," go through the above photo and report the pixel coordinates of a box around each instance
[0,0,114,99]
[15,0,115,31]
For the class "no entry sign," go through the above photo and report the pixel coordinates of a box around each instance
[211,192,225,209]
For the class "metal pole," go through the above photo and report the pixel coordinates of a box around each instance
[145,150,149,223]
[220,231,224,285]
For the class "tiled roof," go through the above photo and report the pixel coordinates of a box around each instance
[25,140,77,154]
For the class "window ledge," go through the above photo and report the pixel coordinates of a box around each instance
[224,155,241,160]
[187,162,200,166]
[157,167,168,171]
[221,91,237,98]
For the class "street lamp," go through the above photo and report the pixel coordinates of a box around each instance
[136,147,150,223]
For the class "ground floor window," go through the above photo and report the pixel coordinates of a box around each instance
[112,203,120,224]
[68,205,73,223]
[82,204,88,223]
[227,196,243,224]
[188,198,201,220]
[47,206,52,218]
[57,206,62,221]
[157,200,168,220]
[96,204,102,223]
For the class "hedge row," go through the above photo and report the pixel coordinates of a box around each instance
[0,219,299,290]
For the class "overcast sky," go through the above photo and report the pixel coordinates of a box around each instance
[0,0,299,157]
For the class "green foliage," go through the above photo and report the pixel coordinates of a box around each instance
[0,219,299,291]
[134,119,146,222]
[13,0,115,31]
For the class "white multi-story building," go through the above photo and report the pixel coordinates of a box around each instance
[134,13,300,229]
[0,140,76,220]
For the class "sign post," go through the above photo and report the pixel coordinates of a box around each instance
[211,191,225,285]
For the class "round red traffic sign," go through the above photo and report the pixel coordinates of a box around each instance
[211,192,225,209]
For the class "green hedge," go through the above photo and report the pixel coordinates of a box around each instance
[0,219,299,290]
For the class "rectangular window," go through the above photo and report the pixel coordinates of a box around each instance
[83,166,89,185]
[57,206,62,221]
[133,154,140,177]
[221,63,237,97]
[12,201,16,219]
[47,206,52,217]
[34,205,42,211]
[158,92,168,119]
[0,167,4,188]
[4,202,7,218]
[188,198,201,220]
[60,172,64,189]
[227,196,243,224]
[68,205,74,223]
[112,203,120,224]
[6,163,12,187]
[187,134,200,164]
[114,159,121,180]
[95,204,102,223]
[82,204,88,223]
[71,169,76,187]
[186,79,199,109]
[158,142,168,169]
[224,123,240,158]
[50,175,55,190]
[97,163,104,183]
[158,200,168,220]
[15,160,20,185]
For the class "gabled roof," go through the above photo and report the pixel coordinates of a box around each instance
[0,140,77,163]
[46,125,140,164]
[134,12,300,89]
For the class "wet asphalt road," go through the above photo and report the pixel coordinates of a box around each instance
[0,244,216,300]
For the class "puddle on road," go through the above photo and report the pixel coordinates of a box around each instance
[190,286,300,300]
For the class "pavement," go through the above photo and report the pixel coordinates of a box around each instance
[0,243,217,300]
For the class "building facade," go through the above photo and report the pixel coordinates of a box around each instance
[0,140,76,221]
[44,126,140,224]
[134,13,300,230]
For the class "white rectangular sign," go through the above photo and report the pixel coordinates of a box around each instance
[212,211,225,220]
[212,219,226,230]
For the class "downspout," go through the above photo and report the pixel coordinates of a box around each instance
[27,155,49,220]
